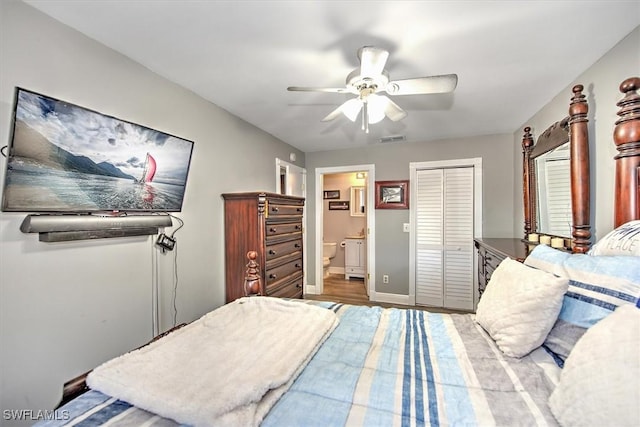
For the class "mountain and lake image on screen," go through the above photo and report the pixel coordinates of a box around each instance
[1,88,194,212]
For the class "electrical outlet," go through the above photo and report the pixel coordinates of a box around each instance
[382,274,389,284]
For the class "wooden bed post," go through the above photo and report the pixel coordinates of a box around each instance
[613,76,640,227]
[243,251,262,296]
[522,127,534,239]
[568,84,591,253]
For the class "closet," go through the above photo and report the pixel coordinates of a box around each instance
[414,167,475,311]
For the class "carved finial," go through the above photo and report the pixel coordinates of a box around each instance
[522,127,533,150]
[569,84,588,124]
[620,77,640,93]
[243,251,261,296]
[615,77,640,130]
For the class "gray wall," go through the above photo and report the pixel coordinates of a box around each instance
[306,133,515,295]
[512,26,640,242]
[0,0,304,421]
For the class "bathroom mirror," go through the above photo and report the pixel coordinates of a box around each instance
[350,186,365,217]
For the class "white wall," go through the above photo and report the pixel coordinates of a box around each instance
[512,26,640,241]
[0,1,304,421]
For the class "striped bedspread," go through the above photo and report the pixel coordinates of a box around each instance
[38,301,561,426]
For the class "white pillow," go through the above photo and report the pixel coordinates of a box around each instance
[475,258,568,357]
[549,305,640,427]
[588,219,640,256]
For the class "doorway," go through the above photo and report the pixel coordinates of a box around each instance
[313,165,375,298]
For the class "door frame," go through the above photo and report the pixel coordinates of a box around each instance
[409,158,483,307]
[276,158,307,288]
[312,164,376,297]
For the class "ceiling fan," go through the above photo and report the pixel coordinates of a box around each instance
[287,46,458,133]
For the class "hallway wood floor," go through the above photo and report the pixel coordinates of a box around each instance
[304,273,471,313]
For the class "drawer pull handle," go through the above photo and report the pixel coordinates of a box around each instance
[271,207,279,212]
[294,243,301,248]
[296,283,302,288]
[268,249,276,255]
[296,208,303,212]
[295,225,301,230]
[295,263,301,268]
[269,273,277,279]
[270,227,277,233]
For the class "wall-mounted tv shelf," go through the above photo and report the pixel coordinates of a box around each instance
[20,214,173,242]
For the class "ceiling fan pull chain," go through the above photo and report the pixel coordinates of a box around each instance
[363,101,369,133]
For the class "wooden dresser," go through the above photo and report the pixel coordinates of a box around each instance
[474,238,530,298]
[222,192,305,303]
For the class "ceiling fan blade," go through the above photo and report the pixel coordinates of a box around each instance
[322,98,363,122]
[287,86,354,94]
[358,46,389,79]
[385,74,458,95]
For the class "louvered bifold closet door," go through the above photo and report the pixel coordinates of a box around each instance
[443,167,474,310]
[416,167,474,310]
[415,169,444,307]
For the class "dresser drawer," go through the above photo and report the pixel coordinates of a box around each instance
[483,250,505,271]
[266,274,303,298]
[266,239,302,261]
[266,202,304,218]
[266,222,302,238]
[266,256,302,287]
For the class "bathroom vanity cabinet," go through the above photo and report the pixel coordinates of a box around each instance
[222,192,305,303]
[344,237,366,279]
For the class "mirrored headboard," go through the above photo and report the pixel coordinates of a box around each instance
[522,84,591,253]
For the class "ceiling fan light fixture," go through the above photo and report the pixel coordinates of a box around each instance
[342,98,363,122]
[366,94,387,124]
[288,46,458,133]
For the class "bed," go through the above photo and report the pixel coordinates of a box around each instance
[36,77,640,427]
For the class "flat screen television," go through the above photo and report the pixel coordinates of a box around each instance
[1,88,194,213]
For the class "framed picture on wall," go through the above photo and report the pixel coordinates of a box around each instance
[328,201,350,210]
[375,180,409,209]
[323,190,340,199]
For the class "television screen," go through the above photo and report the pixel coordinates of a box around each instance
[1,88,194,213]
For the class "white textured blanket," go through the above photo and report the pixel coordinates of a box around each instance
[87,297,339,427]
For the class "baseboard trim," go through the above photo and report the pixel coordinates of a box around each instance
[372,292,412,306]
[328,266,345,275]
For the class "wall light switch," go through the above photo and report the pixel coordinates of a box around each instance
[403,223,410,233]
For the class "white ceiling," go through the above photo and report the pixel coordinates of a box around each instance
[24,1,640,153]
